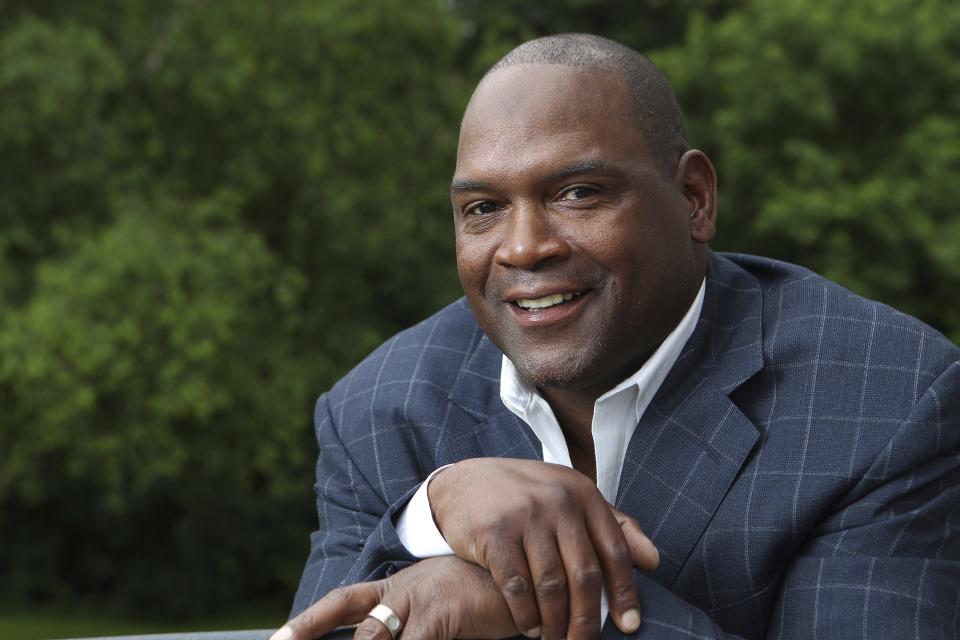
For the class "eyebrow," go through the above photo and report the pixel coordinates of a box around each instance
[543,159,621,182]
[449,179,491,195]
[450,159,622,195]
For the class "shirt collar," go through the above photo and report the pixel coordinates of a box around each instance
[500,278,706,420]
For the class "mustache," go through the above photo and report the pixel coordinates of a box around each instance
[489,264,602,296]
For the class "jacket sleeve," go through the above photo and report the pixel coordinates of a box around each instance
[603,361,960,639]
[289,392,419,618]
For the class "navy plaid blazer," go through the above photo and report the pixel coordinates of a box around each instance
[292,253,960,638]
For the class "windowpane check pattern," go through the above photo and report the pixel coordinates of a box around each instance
[292,253,960,639]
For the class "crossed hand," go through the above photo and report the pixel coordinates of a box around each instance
[276,458,660,640]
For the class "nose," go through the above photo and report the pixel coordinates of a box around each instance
[493,202,571,269]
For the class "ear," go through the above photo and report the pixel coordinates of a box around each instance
[676,149,717,244]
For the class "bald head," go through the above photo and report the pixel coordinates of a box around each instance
[482,33,689,174]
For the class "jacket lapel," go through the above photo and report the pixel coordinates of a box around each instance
[616,254,764,587]
[447,333,542,462]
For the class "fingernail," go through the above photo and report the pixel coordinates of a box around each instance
[523,625,541,638]
[270,626,293,640]
[621,608,641,632]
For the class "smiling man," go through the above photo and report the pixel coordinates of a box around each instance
[279,34,960,640]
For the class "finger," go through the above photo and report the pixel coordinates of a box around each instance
[353,595,411,640]
[526,530,569,640]
[485,540,542,637]
[557,526,603,640]
[586,504,643,635]
[276,582,382,640]
[609,506,660,571]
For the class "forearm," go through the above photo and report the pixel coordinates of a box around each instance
[291,393,423,616]
[291,487,419,617]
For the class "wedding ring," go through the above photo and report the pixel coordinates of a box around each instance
[367,603,403,639]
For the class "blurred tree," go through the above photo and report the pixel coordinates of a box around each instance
[452,0,740,83]
[0,0,469,616]
[454,0,736,56]
[0,192,312,612]
[657,0,960,342]
[0,16,124,302]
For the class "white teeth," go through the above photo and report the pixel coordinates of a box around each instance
[516,292,580,309]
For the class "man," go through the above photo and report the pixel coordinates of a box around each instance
[277,34,960,639]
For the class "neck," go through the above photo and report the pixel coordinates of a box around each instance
[540,385,599,480]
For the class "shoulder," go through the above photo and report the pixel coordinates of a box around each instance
[714,254,960,507]
[719,252,960,384]
[319,297,487,431]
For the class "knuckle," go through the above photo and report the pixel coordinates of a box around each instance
[607,539,633,567]
[570,611,601,633]
[542,482,574,505]
[326,585,353,605]
[481,515,513,538]
[571,565,603,590]
[561,466,593,490]
[534,574,567,598]
[484,541,522,571]
[352,620,389,640]
[611,578,637,601]
[501,574,531,597]
[471,537,493,564]
[574,472,598,492]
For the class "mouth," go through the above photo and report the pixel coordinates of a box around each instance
[506,289,591,327]
[513,291,583,310]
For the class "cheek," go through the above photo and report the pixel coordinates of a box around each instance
[571,223,641,271]
[455,241,492,293]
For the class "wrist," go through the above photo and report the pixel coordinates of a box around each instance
[427,462,456,536]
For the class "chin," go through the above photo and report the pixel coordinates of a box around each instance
[509,349,602,390]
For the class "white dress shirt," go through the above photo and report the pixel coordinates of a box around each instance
[396,279,706,625]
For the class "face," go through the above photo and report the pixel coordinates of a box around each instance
[452,64,715,396]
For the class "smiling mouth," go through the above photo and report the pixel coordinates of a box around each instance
[514,291,583,310]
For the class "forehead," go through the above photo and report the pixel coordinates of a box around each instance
[455,64,650,183]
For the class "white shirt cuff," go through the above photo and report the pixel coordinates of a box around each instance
[396,464,455,558]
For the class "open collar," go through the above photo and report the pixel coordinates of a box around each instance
[446,253,765,586]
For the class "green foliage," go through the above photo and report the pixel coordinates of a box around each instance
[0,16,124,300]
[0,194,307,506]
[657,0,960,342]
[0,192,314,613]
[0,0,468,616]
[0,0,957,619]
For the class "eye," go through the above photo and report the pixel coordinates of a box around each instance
[559,186,597,201]
[465,200,500,216]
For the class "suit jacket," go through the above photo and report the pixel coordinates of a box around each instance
[291,253,960,639]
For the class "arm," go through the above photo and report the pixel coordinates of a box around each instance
[292,364,960,638]
[290,394,657,637]
[395,466,455,558]
[762,361,960,638]
[290,392,419,617]
[387,362,960,639]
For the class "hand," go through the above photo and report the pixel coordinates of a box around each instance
[429,458,660,639]
[275,556,519,640]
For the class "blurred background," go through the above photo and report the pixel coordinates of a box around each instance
[1,0,958,637]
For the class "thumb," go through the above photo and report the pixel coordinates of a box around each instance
[273,582,382,640]
[609,506,660,572]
